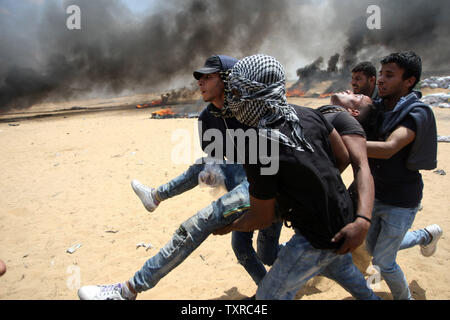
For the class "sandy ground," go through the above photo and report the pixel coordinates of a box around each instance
[0,88,449,300]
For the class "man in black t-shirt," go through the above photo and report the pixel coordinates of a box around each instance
[317,101,374,259]
[77,55,282,300]
[214,54,379,300]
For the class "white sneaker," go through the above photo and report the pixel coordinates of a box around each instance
[131,179,159,212]
[77,283,135,300]
[420,224,443,257]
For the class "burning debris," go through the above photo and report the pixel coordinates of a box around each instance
[136,87,198,109]
[136,99,164,109]
[2,0,449,112]
[287,54,349,98]
[0,0,293,112]
[151,108,175,118]
[150,107,200,119]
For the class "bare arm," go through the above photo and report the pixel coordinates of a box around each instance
[367,126,416,159]
[329,128,350,173]
[341,134,374,218]
[213,196,276,235]
[332,134,374,254]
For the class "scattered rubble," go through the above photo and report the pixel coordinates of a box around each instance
[433,169,446,176]
[421,93,450,108]
[66,243,82,254]
[136,242,153,251]
[420,76,450,89]
[151,112,200,119]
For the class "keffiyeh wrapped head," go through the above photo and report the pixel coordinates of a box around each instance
[225,54,314,152]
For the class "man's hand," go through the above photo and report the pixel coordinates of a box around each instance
[331,218,371,254]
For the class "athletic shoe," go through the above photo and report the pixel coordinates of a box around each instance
[420,224,443,257]
[77,283,135,300]
[131,179,159,212]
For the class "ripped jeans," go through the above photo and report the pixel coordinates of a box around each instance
[129,159,281,292]
[129,180,251,292]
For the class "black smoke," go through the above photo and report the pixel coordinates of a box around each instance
[290,0,450,94]
[1,0,449,111]
[0,0,293,111]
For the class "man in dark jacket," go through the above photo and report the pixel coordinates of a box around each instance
[334,51,441,300]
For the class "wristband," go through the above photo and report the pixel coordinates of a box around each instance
[355,214,372,224]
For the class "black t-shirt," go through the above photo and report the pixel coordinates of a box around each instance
[244,105,355,250]
[318,105,366,138]
[369,115,422,208]
[198,104,251,162]
[318,105,366,209]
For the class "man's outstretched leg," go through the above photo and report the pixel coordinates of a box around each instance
[132,160,246,213]
[78,180,250,300]
[131,162,207,212]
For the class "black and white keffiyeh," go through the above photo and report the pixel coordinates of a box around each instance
[223,54,314,152]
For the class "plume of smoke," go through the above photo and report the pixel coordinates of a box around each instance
[0,0,293,112]
[1,0,449,111]
[290,0,450,94]
[336,0,450,73]
[327,54,340,73]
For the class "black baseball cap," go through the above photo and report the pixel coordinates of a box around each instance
[193,55,238,80]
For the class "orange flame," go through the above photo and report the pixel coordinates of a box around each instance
[319,93,333,98]
[136,99,164,108]
[152,108,175,117]
[286,88,305,97]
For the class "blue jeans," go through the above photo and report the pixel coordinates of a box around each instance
[400,229,430,250]
[256,230,379,300]
[156,160,247,200]
[129,178,251,292]
[365,199,424,300]
[129,158,280,292]
[232,222,283,285]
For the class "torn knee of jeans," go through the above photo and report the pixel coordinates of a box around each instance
[175,225,188,240]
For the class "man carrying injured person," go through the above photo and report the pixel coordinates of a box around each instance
[213,54,380,300]
[77,55,283,300]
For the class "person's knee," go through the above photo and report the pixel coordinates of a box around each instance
[257,234,281,266]
[372,255,397,273]
[177,206,214,243]
[257,250,277,266]
[231,232,253,263]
